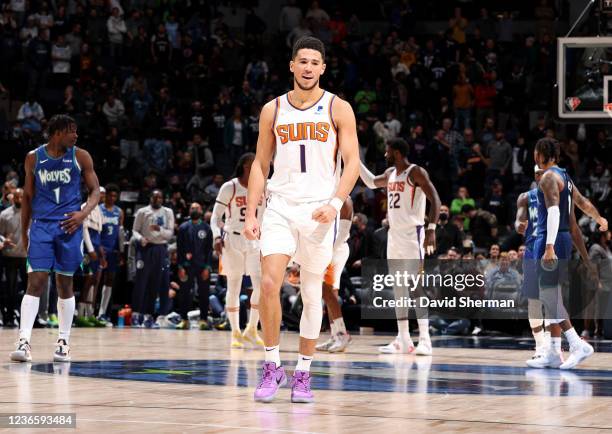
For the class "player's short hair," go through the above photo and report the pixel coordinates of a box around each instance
[292,36,325,61]
[535,137,560,164]
[387,138,409,157]
[105,183,120,194]
[47,114,76,136]
[233,152,256,178]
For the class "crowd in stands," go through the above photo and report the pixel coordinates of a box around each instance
[0,0,610,335]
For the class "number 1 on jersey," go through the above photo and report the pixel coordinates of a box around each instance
[53,187,60,204]
[299,144,306,173]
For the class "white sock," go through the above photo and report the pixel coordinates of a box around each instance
[333,317,346,335]
[564,327,582,348]
[19,295,40,342]
[533,329,545,350]
[544,331,551,349]
[99,285,112,316]
[264,344,281,367]
[398,319,411,344]
[247,308,259,329]
[296,353,313,372]
[330,320,338,336]
[417,318,430,340]
[58,297,75,343]
[551,336,562,353]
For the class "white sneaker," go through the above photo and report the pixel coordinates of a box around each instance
[10,339,32,362]
[379,337,415,354]
[53,339,71,362]
[560,341,594,370]
[315,336,335,352]
[525,346,548,366]
[328,332,352,353]
[415,338,433,356]
[526,349,563,369]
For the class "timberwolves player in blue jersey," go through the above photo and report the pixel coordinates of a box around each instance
[527,138,607,370]
[98,183,124,322]
[10,115,100,363]
[516,166,547,362]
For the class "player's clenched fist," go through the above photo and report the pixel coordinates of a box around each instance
[243,214,260,240]
[312,204,337,224]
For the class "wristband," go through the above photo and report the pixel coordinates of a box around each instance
[329,197,343,213]
[427,223,437,231]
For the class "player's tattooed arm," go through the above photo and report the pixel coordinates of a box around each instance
[515,192,528,234]
[62,148,100,234]
[245,99,276,240]
[572,184,608,232]
[20,151,36,249]
[411,166,441,255]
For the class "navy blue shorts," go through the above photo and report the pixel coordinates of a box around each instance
[534,232,572,290]
[27,219,83,276]
[521,247,539,299]
[104,251,120,273]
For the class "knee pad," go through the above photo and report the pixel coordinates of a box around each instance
[299,269,323,340]
[528,299,544,329]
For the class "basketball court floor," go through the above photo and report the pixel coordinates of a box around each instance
[1,328,612,433]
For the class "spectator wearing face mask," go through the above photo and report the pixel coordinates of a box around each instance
[435,204,464,255]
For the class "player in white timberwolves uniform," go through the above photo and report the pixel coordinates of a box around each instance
[244,36,359,403]
[360,138,440,356]
[211,152,265,349]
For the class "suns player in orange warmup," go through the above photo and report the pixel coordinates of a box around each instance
[211,153,265,348]
[244,36,360,403]
[360,138,441,356]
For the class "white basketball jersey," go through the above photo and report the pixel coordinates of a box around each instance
[387,165,426,230]
[268,90,341,203]
[220,178,265,234]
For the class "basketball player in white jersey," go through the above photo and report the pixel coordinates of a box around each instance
[244,36,359,403]
[211,153,265,349]
[360,138,441,356]
[317,197,353,353]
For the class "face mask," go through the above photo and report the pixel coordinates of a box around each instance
[439,213,448,221]
[190,211,202,220]
[14,203,21,209]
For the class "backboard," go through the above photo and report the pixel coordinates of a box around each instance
[557,37,612,122]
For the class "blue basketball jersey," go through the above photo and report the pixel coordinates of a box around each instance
[100,204,121,251]
[525,188,539,249]
[536,166,572,236]
[32,145,81,221]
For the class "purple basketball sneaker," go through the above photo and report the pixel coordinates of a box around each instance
[254,362,287,403]
[291,370,314,403]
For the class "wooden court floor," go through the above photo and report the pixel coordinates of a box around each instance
[1,328,612,433]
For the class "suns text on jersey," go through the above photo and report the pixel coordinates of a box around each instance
[276,122,331,144]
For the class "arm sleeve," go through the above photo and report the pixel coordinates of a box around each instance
[359,161,378,189]
[211,181,234,239]
[546,206,560,245]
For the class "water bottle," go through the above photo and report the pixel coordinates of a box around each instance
[124,305,132,326]
[118,309,125,328]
